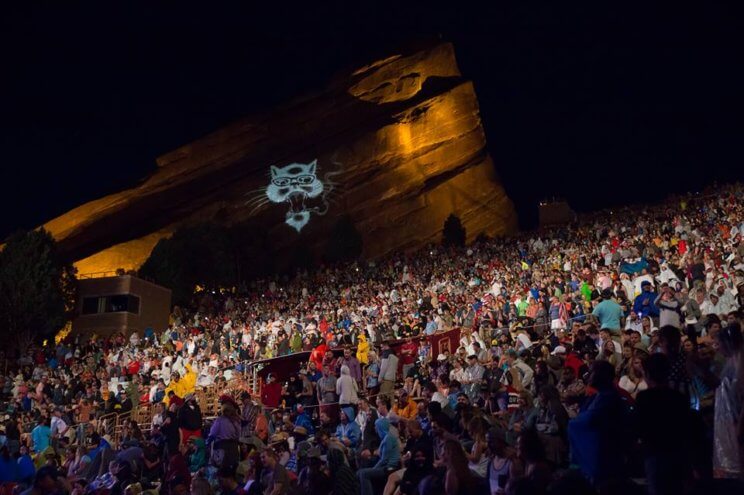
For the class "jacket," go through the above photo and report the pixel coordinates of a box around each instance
[379,352,399,382]
[356,335,370,365]
[335,407,361,450]
[336,366,359,405]
[373,418,401,470]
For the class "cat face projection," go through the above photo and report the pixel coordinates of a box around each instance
[265,160,324,232]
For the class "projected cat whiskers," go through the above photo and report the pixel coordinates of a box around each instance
[248,159,340,232]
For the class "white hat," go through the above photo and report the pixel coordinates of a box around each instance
[437,354,447,361]
[551,345,567,356]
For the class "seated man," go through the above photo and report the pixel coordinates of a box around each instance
[357,418,401,495]
[335,407,361,454]
[391,390,417,421]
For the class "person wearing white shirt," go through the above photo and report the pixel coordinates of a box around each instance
[50,408,68,441]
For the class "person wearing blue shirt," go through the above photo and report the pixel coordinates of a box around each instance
[592,289,625,332]
[335,407,361,452]
[569,361,630,487]
[633,281,659,318]
[31,420,51,454]
[424,318,438,336]
[16,446,35,485]
[357,418,400,495]
[0,448,17,482]
[293,404,315,435]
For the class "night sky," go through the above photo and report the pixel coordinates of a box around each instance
[1,3,741,238]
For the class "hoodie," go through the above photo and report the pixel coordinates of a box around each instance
[294,409,315,435]
[373,418,401,470]
[336,365,359,405]
[356,334,369,365]
[188,437,207,472]
[335,407,361,450]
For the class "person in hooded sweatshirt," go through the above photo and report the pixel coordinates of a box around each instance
[357,418,401,495]
[335,407,362,453]
[633,280,659,319]
[336,365,359,409]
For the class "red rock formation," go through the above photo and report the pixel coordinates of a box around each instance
[42,43,517,275]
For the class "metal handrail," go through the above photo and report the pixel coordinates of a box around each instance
[78,271,120,279]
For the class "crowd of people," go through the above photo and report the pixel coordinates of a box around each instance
[0,185,743,495]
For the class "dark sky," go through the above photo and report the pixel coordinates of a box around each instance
[1,3,741,238]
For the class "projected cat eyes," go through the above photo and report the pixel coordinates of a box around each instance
[272,175,316,187]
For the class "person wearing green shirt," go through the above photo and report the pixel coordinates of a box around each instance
[516,297,528,317]
[290,329,303,353]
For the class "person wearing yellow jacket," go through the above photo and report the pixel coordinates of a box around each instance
[164,363,197,404]
[356,332,369,366]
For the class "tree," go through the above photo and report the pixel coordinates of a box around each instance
[324,216,363,263]
[442,214,466,247]
[0,229,77,352]
[139,222,274,305]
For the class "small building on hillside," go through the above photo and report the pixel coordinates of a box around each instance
[72,273,171,338]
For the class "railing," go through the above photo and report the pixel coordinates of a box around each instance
[78,271,120,279]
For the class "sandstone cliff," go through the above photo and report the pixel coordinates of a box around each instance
[42,43,518,275]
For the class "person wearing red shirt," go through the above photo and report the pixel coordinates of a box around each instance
[127,360,140,376]
[400,338,418,378]
[310,343,327,371]
[260,374,282,409]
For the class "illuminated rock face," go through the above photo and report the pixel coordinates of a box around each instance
[43,43,518,274]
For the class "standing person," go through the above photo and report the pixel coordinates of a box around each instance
[336,347,362,384]
[317,367,338,419]
[260,374,282,410]
[713,322,744,480]
[635,353,695,495]
[633,281,660,320]
[399,339,418,379]
[336,365,359,409]
[464,354,485,402]
[49,408,68,449]
[568,360,630,489]
[658,325,691,400]
[356,333,370,367]
[297,370,314,408]
[31,419,51,454]
[378,343,399,401]
[655,286,683,329]
[365,351,380,397]
[177,394,202,446]
[208,403,241,470]
[592,289,624,333]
